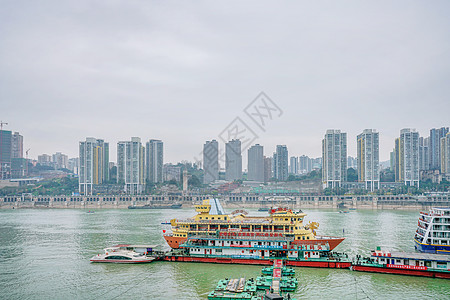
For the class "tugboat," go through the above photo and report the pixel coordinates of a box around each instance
[414,207,450,254]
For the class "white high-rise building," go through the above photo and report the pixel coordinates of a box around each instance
[117,137,144,194]
[419,137,430,171]
[357,129,380,191]
[322,129,347,189]
[441,133,450,176]
[247,144,264,182]
[225,139,242,181]
[203,140,219,184]
[429,127,449,170]
[299,155,312,174]
[273,145,288,181]
[11,132,23,159]
[52,152,68,169]
[146,139,163,183]
[289,156,298,175]
[394,128,419,187]
[79,138,109,195]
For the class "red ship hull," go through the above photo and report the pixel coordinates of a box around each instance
[163,255,350,268]
[291,236,345,251]
[352,265,450,279]
[164,235,187,249]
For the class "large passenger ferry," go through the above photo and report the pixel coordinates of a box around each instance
[164,199,344,250]
[414,207,450,254]
[163,199,348,267]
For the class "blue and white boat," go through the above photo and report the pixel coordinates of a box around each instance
[414,207,450,254]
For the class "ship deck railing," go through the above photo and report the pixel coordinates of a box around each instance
[352,260,450,273]
[180,242,332,252]
[185,234,296,242]
[182,253,349,262]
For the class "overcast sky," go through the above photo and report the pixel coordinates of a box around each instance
[1,1,449,166]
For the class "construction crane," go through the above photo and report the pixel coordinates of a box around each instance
[0,120,8,179]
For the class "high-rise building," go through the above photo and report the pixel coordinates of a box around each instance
[203,140,219,184]
[357,129,380,191]
[52,152,68,169]
[289,156,298,175]
[11,158,26,178]
[394,128,419,187]
[247,144,264,182]
[263,156,272,183]
[419,137,430,171]
[225,139,242,181]
[299,155,312,174]
[37,154,52,166]
[273,145,288,181]
[347,156,357,169]
[117,137,145,194]
[322,129,347,189]
[441,133,450,176]
[11,132,23,159]
[311,157,322,170]
[389,151,395,172]
[429,127,449,170]
[145,139,163,183]
[79,138,109,195]
[163,164,182,182]
[0,130,12,180]
[68,158,79,175]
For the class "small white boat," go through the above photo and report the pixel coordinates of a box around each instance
[90,246,156,263]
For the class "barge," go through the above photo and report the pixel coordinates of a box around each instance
[352,247,450,279]
[208,259,298,300]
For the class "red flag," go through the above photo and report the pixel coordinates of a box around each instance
[163,230,166,233]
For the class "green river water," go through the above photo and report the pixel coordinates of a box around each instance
[0,208,449,299]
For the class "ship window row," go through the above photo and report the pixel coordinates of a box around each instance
[105,256,132,260]
[432,225,450,231]
[198,216,228,220]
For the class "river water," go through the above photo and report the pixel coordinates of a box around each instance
[0,208,449,299]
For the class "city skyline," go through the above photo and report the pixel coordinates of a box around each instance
[1,2,449,164]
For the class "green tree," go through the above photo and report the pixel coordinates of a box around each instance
[347,168,358,182]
